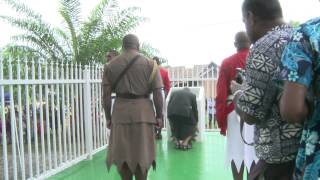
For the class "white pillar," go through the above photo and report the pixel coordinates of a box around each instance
[83,66,93,160]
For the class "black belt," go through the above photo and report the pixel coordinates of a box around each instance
[116,93,149,99]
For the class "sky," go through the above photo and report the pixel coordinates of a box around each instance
[0,0,319,67]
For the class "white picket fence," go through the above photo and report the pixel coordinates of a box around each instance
[0,58,107,180]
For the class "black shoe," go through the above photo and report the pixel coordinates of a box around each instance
[156,134,162,140]
[175,143,181,149]
[181,144,192,150]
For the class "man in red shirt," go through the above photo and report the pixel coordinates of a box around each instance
[153,57,171,97]
[216,32,248,136]
[215,31,257,180]
[153,57,171,139]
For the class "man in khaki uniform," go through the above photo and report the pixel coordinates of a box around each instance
[102,34,163,180]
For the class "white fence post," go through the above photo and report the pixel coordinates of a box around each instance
[83,66,93,160]
[0,57,9,180]
[9,58,18,180]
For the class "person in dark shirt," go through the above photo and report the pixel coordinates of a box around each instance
[167,88,198,150]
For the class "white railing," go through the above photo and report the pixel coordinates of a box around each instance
[167,64,219,131]
[0,58,108,180]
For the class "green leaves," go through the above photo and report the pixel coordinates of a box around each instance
[0,15,67,62]
[2,0,42,20]
[1,0,159,65]
[59,0,81,62]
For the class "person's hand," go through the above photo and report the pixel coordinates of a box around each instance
[230,80,243,94]
[156,117,163,128]
[107,121,112,129]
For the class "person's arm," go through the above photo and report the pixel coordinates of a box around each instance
[102,65,112,128]
[153,88,163,123]
[164,71,171,97]
[151,66,164,127]
[279,29,313,123]
[233,90,256,125]
[234,49,278,125]
[280,82,308,123]
[215,63,230,135]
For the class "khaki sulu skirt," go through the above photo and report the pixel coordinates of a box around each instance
[106,98,157,173]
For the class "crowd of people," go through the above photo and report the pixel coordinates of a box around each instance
[102,0,320,179]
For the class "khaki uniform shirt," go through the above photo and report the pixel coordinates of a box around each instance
[102,51,163,124]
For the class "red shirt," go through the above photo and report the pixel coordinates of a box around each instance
[159,67,171,96]
[215,49,248,135]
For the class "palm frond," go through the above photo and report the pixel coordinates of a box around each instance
[140,42,160,58]
[2,44,48,60]
[1,0,153,65]
[80,0,118,46]
[53,27,72,55]
[59,0,81,62]
[59,0,81,27]
[0,15,68,61]
[90,0,118,20]
[101,0,118,18]
[11,34,61,61]
[2,0,42,21]
[78,5,145,64]
[106,7,145,39]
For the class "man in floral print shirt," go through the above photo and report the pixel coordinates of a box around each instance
[280,17,320,180]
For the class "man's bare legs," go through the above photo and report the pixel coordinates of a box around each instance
[119,163,133,180]
[135,165,148,180]
[180,135,193,150]
[119,164,148,180]
[231,160,245,180]
[247,161,256,180]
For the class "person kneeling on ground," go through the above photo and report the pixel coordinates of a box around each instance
[167,88,198,150]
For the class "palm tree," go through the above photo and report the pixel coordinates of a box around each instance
[0,0,149,64]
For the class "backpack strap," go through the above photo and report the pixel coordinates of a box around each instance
[112,55,140,91]
[148,60,158,85]
[240,117,254,146]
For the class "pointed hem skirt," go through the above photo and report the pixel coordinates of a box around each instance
[106,122,156,173]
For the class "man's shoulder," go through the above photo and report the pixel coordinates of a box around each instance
[255,25,293,47]
[160,67,169,75]
[221,51,247,68]
[138,55,154,66]
[107,55,123,66]
[299,17,320,43]
[250,26,293,58]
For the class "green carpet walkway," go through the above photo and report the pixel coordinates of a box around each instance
[50,132,233,180]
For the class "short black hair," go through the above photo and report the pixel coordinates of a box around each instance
[235,31,250,49]
[153,56,161,65]
[242,0,283,21]
[122,34,140,50]
[108,49,119,56]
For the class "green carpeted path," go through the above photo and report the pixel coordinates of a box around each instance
[50,132,233,180]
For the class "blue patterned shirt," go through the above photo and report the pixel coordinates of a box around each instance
[280,17,320,180]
